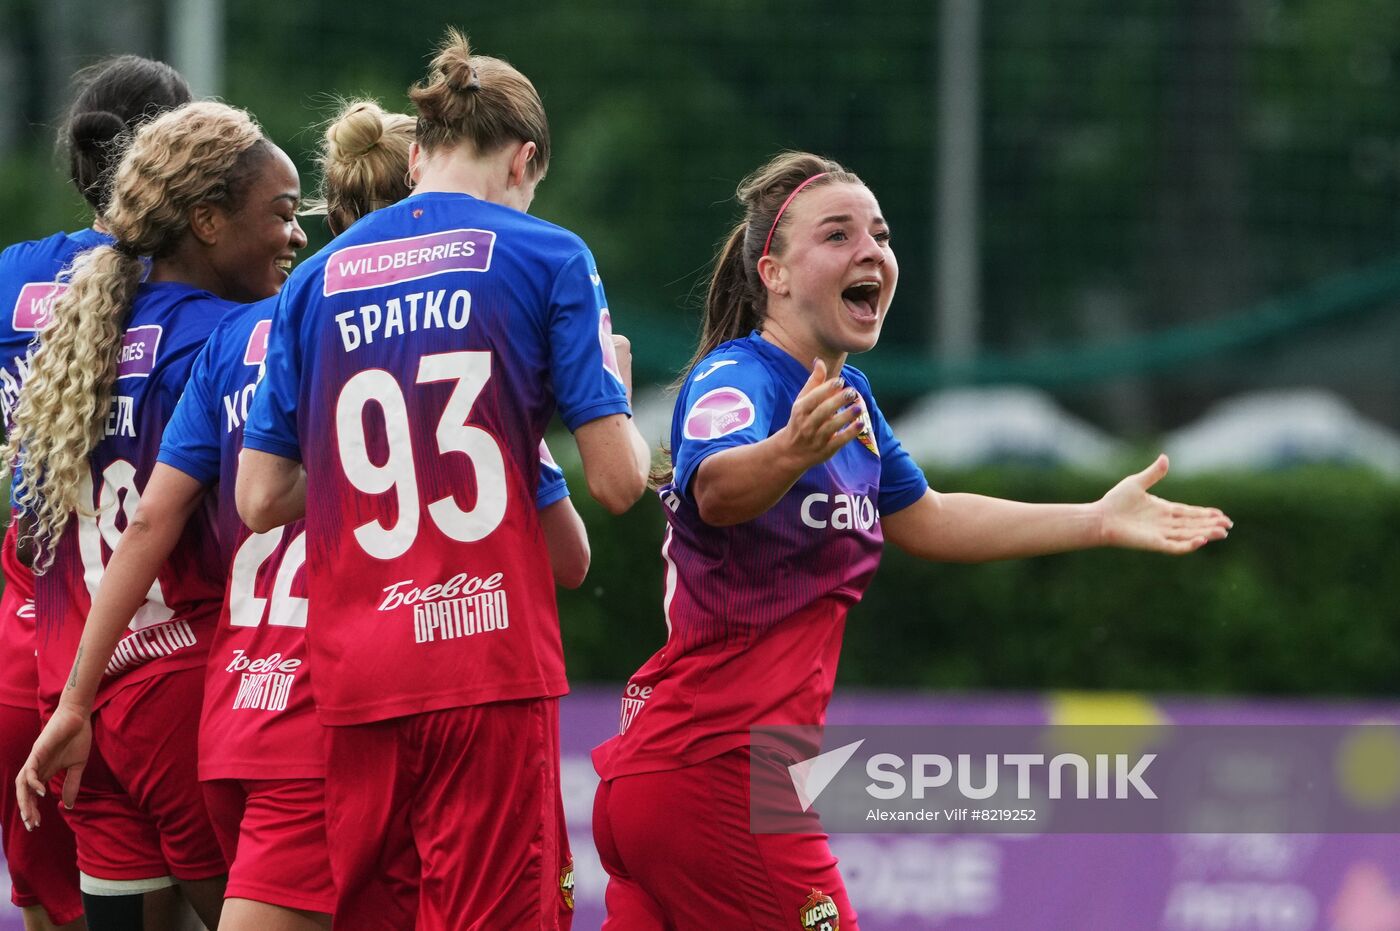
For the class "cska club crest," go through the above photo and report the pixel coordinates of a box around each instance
[856,406,879,458]
[559,857,575,911]
[799,889,839,931]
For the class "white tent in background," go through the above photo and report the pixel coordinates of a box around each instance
[1163,389,1400,476]
[890,386,1125,470]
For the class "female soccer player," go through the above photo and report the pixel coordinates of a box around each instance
[0,54,190,931]
[8,100,307,931]
[20,96,598,931]
[591,151,1233,930]
[235,31,649,929]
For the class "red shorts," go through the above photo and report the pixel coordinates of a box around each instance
[593,748,857,931]
[70,667,226,883]
[58,734,169,887]
[323,698,572,931]
[0,702,83,922]
[203,778,335,914]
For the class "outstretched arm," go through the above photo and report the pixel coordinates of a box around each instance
[883,454,1231,563]
[16,464,206,825]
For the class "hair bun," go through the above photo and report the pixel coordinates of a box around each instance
[68,110,127,150]
[441,57,481,93]
[328,103,386,159]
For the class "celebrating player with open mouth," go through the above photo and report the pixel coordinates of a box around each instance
[592,151,1233,931]
[236,30,649,931]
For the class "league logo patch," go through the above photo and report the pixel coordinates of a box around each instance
[322,228,495,296]
[599,308,625,387]
[856,406,879,458]
[799,890,839,931]
[559,858,575,911]
[538,440,558,469]
[683,387,755,441]
[244,319,271,366]
[12,282,68,332]
[115,325,163,379]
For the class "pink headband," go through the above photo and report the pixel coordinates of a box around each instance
[761,172,828,257]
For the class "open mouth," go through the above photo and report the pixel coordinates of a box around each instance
[274,257,294,276]
[841,279,880,321]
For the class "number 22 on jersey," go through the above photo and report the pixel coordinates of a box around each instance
[228,526,307,629]
[335,350,507,560]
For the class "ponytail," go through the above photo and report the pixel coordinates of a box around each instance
[5,101,265,569]
[5,247,142,569]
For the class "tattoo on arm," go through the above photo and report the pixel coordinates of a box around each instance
[66,647,81,690]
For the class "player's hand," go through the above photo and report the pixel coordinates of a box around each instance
[16,702,92,829]
[776,359,864,469]
[1096,454,1232,554]
[611,334,634,401]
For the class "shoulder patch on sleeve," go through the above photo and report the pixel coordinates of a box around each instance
[683,385,756,440]
[12,282,67,332]
[598,308,624,387]
[244,319,272,366]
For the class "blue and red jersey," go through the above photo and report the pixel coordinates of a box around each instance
[158,297,318,779]
[593,332,928,779]
[244,192,629,726]
[34,281,230,714]
[160,297,575,778]
[0,228,109,711]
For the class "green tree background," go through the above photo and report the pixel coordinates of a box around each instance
[2,0,1398,693]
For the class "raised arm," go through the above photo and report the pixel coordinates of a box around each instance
[882,454,1231,563]
[16,464,206,824]
[693,359,862,526]
[236,448,305,533]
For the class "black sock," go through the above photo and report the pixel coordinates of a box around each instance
[80,891,145,931]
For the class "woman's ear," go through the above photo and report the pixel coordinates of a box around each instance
[508,141,538,188]
[188,202,222,247]
[757,253,788,297]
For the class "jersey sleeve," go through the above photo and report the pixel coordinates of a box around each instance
[157,338,221,485]
[243,285,304,461]
[547,249,631,431]
[535,440,569,509]
[671,355,778,501]
[859,379,928,515]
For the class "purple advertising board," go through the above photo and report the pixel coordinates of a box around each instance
[559,687,1400,931]
[2,688,1398,930]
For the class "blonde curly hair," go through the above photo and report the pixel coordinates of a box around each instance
[4,100,267,571]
